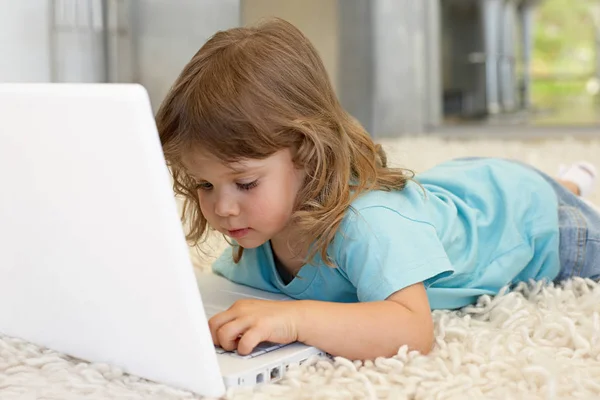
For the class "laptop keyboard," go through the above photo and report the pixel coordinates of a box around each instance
[215,341,286,359]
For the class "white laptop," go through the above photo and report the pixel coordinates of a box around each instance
[0,83,324,398]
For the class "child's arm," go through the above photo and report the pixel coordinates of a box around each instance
[208,282,433,360]
[297,282,433,359]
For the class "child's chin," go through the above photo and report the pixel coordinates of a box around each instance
[235,237,267,249]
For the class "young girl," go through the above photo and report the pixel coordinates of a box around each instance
[156,18,600,360]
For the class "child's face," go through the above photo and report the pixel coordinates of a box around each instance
[182,148,305,248]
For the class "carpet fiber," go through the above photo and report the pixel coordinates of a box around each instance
[2,136,600,400]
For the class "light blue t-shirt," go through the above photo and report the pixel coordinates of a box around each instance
[212,158,560,310]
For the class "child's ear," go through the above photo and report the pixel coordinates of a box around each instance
[294,162,308,180]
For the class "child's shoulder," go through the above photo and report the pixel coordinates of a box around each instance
[342,184,429,230]
[349,182,425,214]
[331,187,443,264]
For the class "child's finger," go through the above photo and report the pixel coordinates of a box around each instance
[237,326,269,356]
[217,317,254,351]
[208,310,237,346]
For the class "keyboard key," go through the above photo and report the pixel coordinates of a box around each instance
[255,342,284,352]
[230,349,265,359]
[214,342,287,358]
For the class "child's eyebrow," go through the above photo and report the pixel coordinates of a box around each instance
[227,164,247,173]
[227,163,260,175]
[185,163,262,181]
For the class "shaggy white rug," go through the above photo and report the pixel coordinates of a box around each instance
[2,136,600,400]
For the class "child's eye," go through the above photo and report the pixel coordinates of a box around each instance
[237,180,258,191]
[195,182,213,191]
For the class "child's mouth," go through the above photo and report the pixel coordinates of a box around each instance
[227,228,250,239]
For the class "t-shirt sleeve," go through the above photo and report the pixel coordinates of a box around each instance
[212,245,281,293]
[335,206,454,302]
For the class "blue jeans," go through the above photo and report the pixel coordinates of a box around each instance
[533,168,600,281]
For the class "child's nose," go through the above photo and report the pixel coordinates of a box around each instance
[214,195,240,217]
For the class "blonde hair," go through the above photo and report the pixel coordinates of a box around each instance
[156,18,412,266]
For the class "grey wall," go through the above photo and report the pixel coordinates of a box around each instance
[1,0,117,83]
[0,0,239,110]
[0,0,52,82]
[372,0,424,135]
[50,0,107,83]
[499,0,518,111]
[424,0,443,130]
[339,0,442,137]
[128,0,240,109]
[338,0,374,133]
[1,0,441,135]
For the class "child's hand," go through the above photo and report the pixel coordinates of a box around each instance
[208,299,302,355]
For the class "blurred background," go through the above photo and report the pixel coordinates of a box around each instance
[2,0,600,138]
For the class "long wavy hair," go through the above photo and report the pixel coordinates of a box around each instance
[156,18,413,266]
